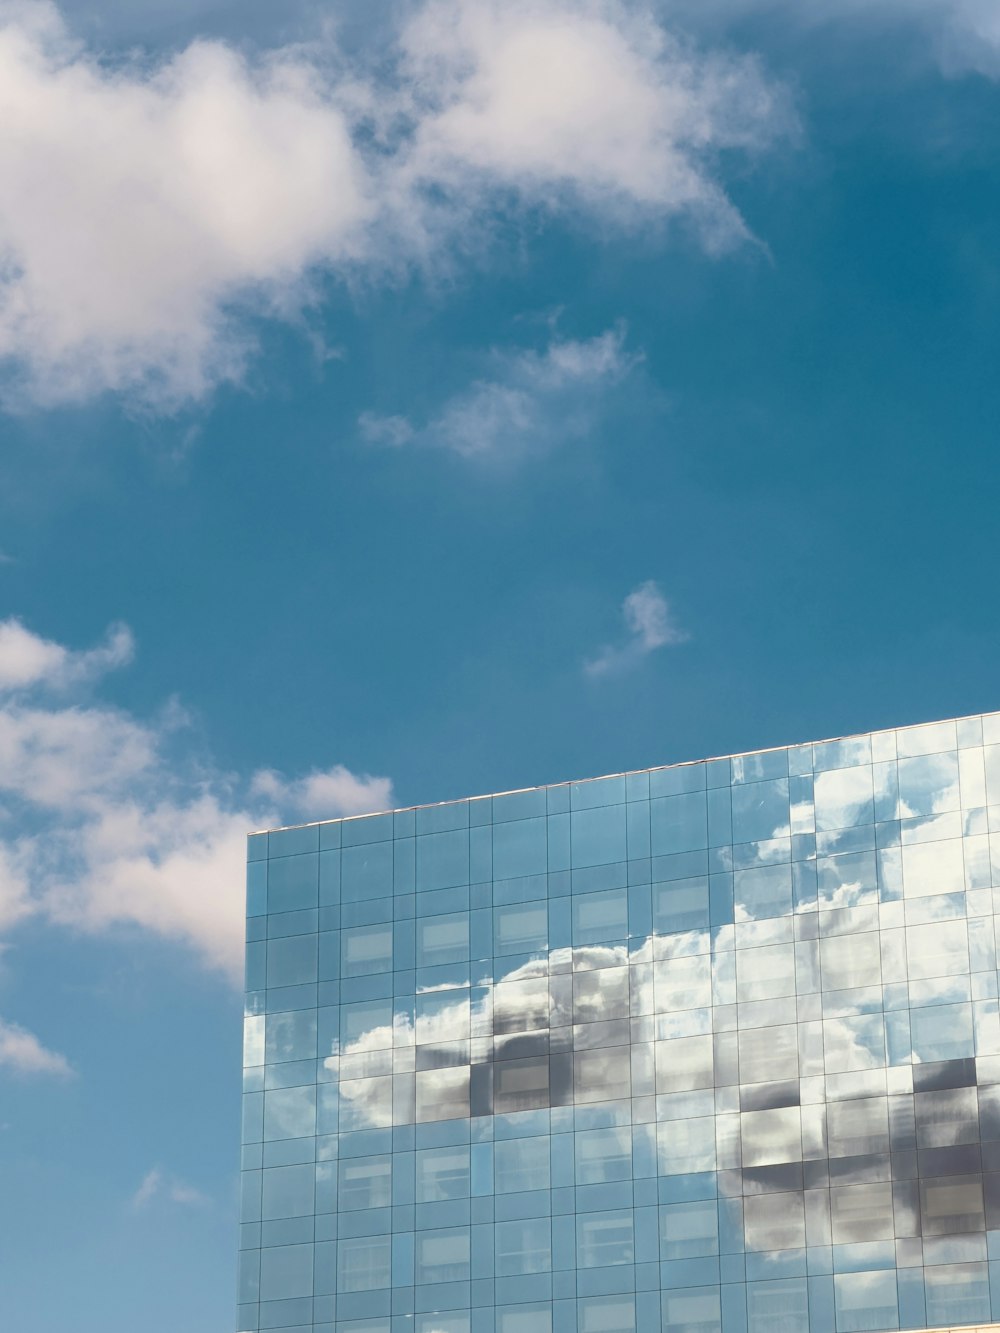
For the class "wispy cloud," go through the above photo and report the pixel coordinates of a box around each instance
[585,580,690,678]
[131,1167,208,1210]
[0,618,393,980]
[682,0,1000,78]
[0,0,791,411]
[0,1017,73,1077]
[360,325,638,462]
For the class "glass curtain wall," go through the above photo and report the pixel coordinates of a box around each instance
[238,713,1000,1333]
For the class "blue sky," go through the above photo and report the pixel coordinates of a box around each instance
[0,0,998,1328]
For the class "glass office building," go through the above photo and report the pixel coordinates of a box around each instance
[239,712,1000,1333]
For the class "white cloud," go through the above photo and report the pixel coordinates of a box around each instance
[131,1166,208,1209]
[585,579,689,677]
[0,1,790,410]
[0,618,133,691]
[0,2,370,410]
[251,765,394,820]
[0,618,392,981]
[0,1017,72,1076]
[360,325,637,461]
[397,0,788,247]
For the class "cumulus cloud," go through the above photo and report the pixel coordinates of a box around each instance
[0,1017,72,1076]
[0,0,791,410]
[360,325,637,461]
[0,618,393,981]
[585,579,690,678]
[396,0,788,243]
[0,618,134,691]
[131,1166,208,1210]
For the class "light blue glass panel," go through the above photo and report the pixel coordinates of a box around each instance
[651,792,708,856]
[495,1135,549,1192]
[746,1278,808,1333]
[416,829,470,891]
[813,769,874,834]
[337,1234,392,1291]
[572,776,626,810]
[571,888,628,944]
[734,863,792,920]
[341,842,393,901]
[416,1144,470,1201]
[263,1086,316,1142]
[910,1002,975,1061]
[261,1164,314,1219]
[495,1218,552,1276]
[663,1285,721,1333]
[571,805,627,868]
[576,1209,634,1267]
[267,854,318,913]
[493,817,548,879]
[414,1227,471,1283]
[660,1200,719,1260]
[832,1270,898,1332]
[732,780,790,844]
[264,1010,317,1064]
[924,1262,991,1327]
[575,1127,632,1184]
[259,1243,313,1300]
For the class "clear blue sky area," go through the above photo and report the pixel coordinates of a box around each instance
[0,2,998,1329]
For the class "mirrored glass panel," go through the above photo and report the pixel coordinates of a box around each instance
[245,711,1000,1333]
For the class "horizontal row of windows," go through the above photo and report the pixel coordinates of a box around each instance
[236,1257,999,1333]
[240,1160,1000,1243]
[248,907,1000,998]
[249,821,1000,916]
[241,1096,1000,1204]
[248,717,999,860]
[249,959,1000,1061]
[244,1035,1000,1137]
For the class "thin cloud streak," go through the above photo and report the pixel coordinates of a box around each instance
[360,325,639,462]
[131,1166,209,1210]
[680,0,1000,77]
[585,580,690,678]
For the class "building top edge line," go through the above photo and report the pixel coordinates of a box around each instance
[250,707,998,838]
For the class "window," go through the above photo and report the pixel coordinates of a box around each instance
[337,1234,391,1291]
[494,1057,550,1114]
[415,1228,470,1284]
[341,923,392,976]
[415,1145,470,1202]
[576,1210,634,1267]
[495,1135,549,1193]
[416,912,469,967]
[495,1218,551,1276]
[338,1154,392,1211]
[575,1128,631,1184]
[415,1066,470,1122]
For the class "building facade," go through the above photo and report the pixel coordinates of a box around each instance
[239,712,1000,1333]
